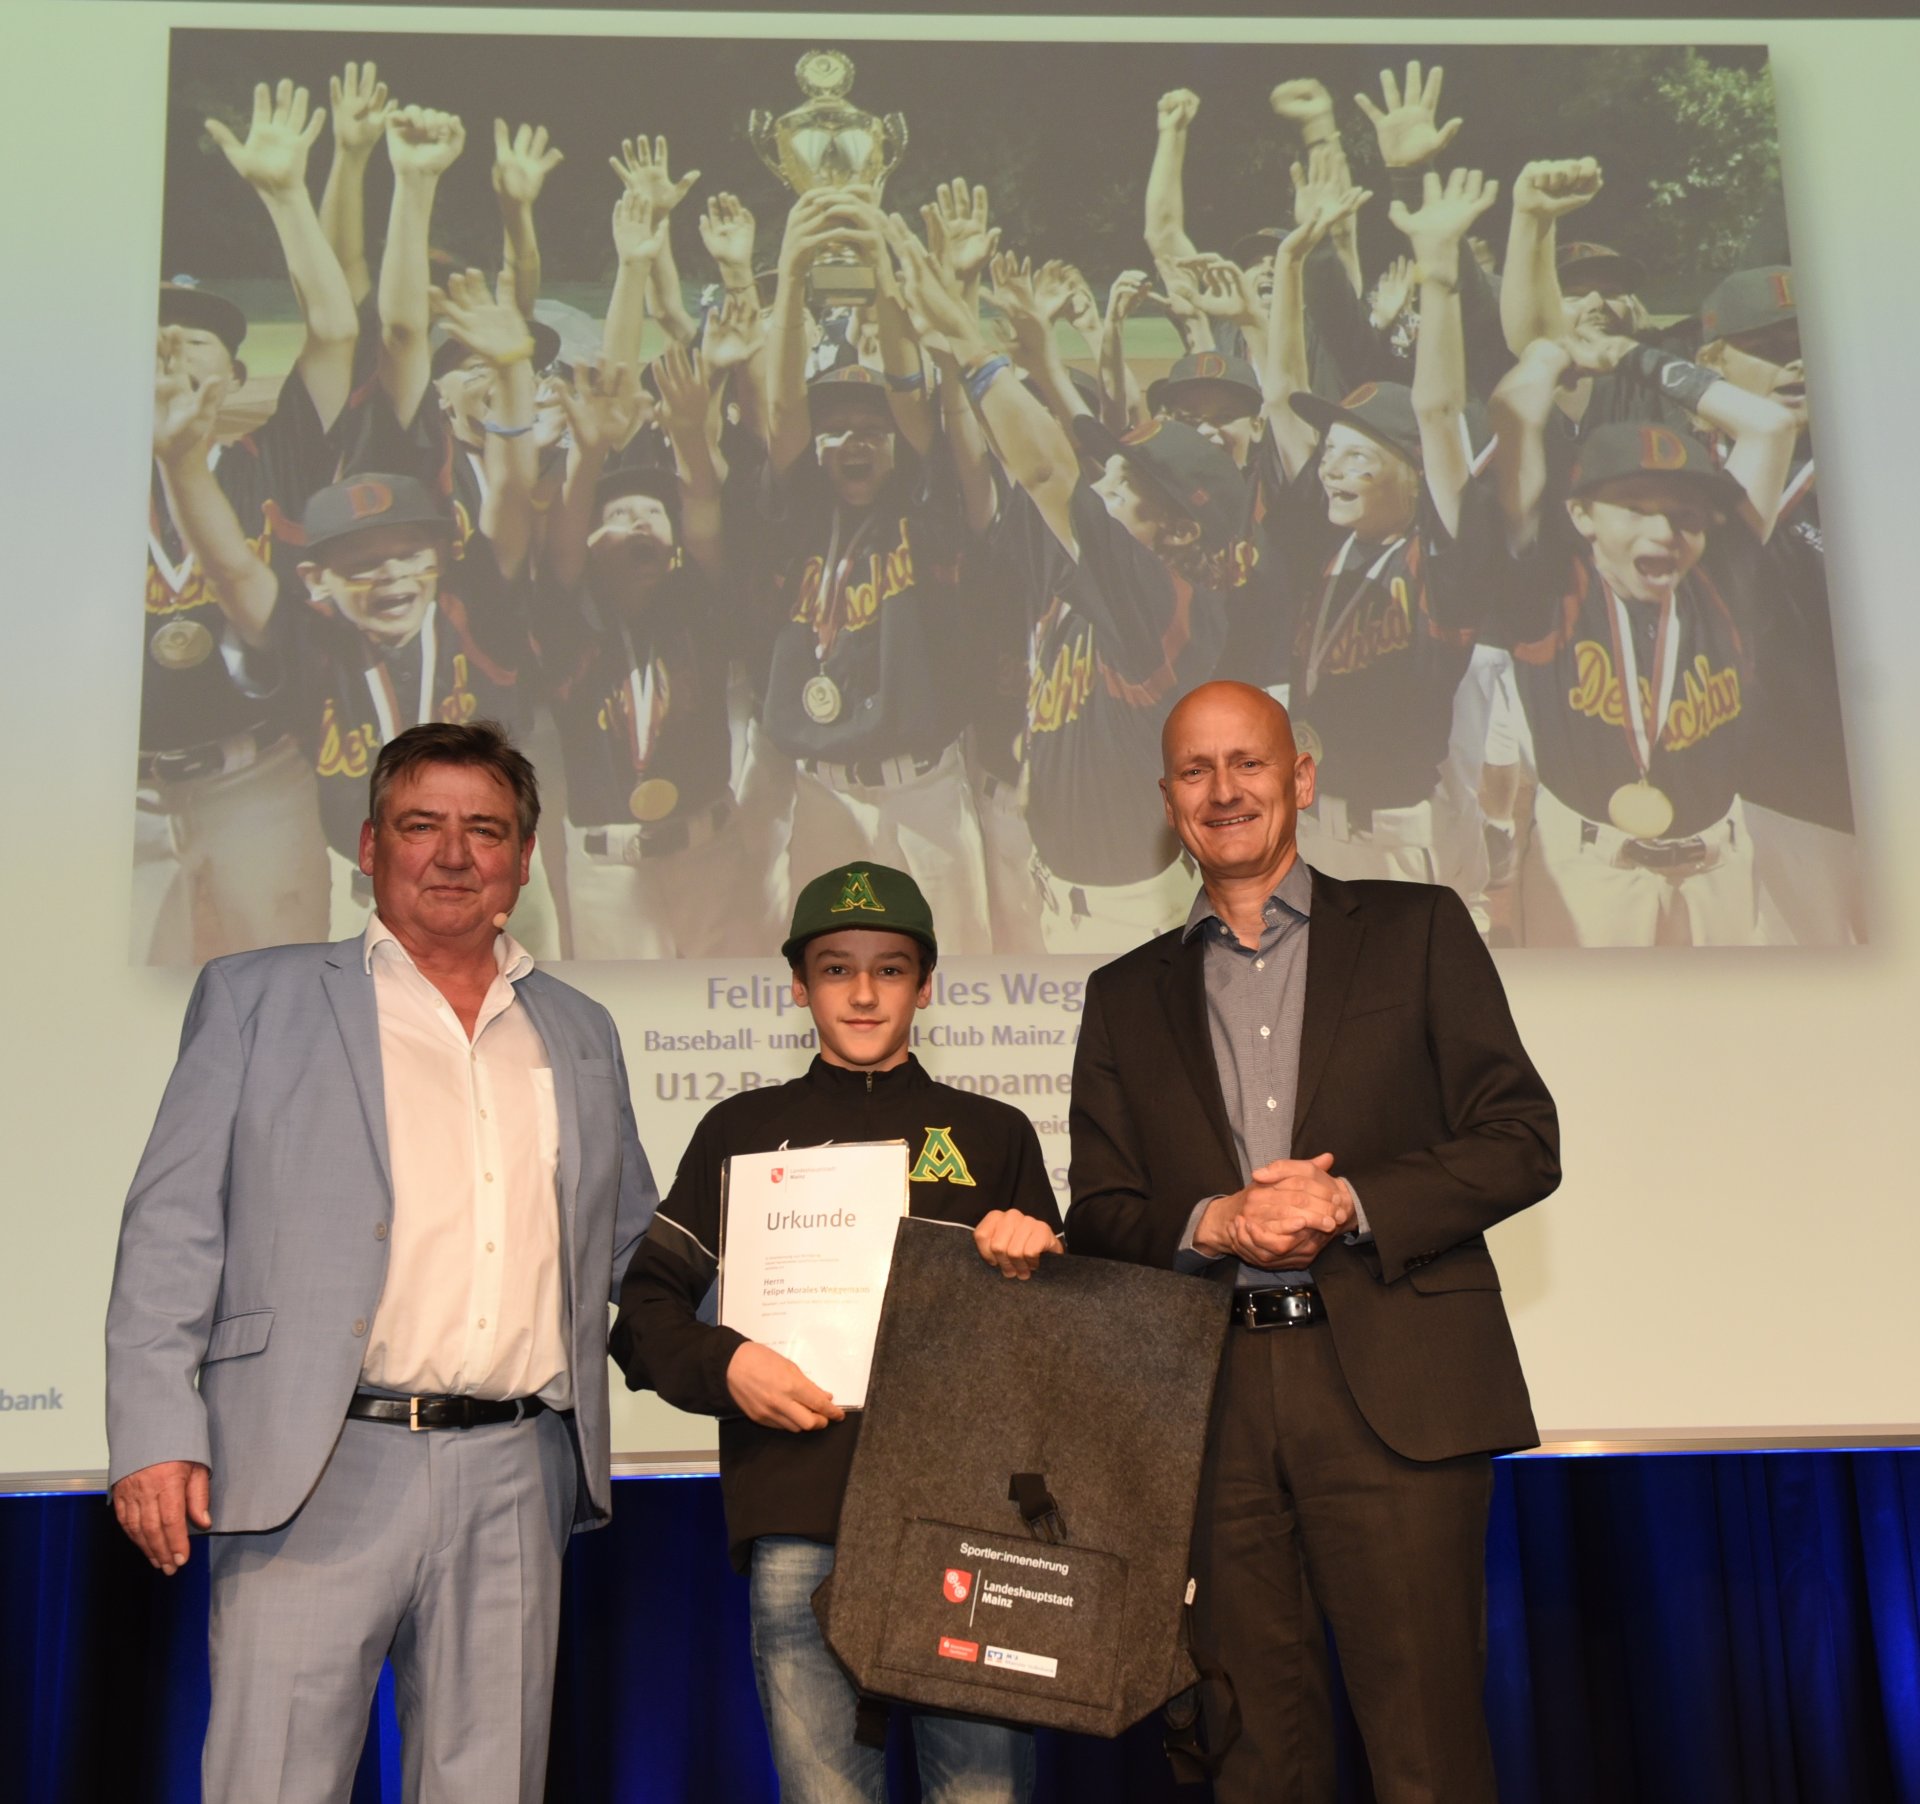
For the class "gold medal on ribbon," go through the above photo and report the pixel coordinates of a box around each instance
[1608,780,1676,840]
[803,673,844,724]
[629,777,680,823]
[149,619,214,670]
[1294,720,1324,765]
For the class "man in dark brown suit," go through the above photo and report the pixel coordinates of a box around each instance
[1066,680,1559,1803]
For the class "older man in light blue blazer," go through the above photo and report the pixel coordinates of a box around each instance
[106,720,658,1803]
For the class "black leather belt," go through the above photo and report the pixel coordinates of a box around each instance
[348,1392,549,1431]
[1231,1286,1325,1329]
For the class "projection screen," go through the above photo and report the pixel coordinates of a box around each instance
[1,3,1914,1488]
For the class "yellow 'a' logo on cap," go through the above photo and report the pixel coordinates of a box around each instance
[910,1127,976,1186]
[830,870,885,914]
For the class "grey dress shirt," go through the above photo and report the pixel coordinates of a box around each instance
[1174,859,1368,1289]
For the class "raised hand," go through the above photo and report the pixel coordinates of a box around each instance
[152,328,227,463]
[1154,255,1206,321]
[1354,59,1463,168]
[1062,278,1102,336]
[556,359,645,456]
[206,78,326,200]
[1104,269,1167,343]
[697,192,757,276]
[929,177,1000,286]
[1273,178,1369,271]
[1615,291,1653,336]
[385,105,465,181]
[1511,158,1603,221]
[611,189,666,266]
[1560,317,1640,376]
[988,251,1056,371]
[1290,141,1369,232]
[328,61,391,159]
[1387,166,1501,281]
[1179,253,1263,326]
[1370,253,1418,330]
[1157,88,1201,134]
[889,217,983,354]
[652,340,715,440]
[609,133,700,215]
[779,186,884,281]
[1034,259,1098,331]
[780,187,850,279]
[701,290,766,371]
[828,191,899,285]
[492,119,563,208]
[1268,77,1336,135]
[428,267,532,367]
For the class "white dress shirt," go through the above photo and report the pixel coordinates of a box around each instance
[360,916,571,1406]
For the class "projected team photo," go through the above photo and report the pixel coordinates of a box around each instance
[138,29,1857,960]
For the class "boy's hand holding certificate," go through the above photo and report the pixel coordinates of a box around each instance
[719,1141,910,1409]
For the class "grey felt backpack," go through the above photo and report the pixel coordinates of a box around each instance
[814,1219,1231,1740]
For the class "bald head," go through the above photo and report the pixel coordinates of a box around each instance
[1160,681,1315,889]
[1161,681,1296,777]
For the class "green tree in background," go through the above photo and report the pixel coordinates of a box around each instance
[1647,52,1781,277]
[1555,48,1779,304]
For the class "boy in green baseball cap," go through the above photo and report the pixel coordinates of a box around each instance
[613,861,1063,1801]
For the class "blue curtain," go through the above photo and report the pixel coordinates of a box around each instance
[5,1453,1916,1803]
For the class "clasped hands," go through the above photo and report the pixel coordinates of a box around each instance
[1194,1152,1354,1270]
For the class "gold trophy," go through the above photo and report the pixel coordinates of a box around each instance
[749,50,907,306]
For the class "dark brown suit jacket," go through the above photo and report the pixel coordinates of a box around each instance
[1066,867,1560,1461]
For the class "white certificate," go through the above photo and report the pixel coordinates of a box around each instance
[719,1141,910,1410]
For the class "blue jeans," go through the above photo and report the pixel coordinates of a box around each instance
[749,1536,1036,1804]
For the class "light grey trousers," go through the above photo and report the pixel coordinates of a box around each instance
[203,1408,577,1804]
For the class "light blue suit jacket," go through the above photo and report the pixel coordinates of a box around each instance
[105,935,658,1533]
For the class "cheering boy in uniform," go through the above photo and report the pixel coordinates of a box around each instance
[1485,324,1798,945]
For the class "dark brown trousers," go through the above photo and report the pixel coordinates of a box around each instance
[1192,1317,1498,1804]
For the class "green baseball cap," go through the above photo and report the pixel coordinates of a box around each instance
[782,862,938,965]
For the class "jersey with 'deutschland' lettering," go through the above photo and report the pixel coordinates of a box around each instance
[240,540,528,857]
[1265,460,1494,816]
[745,444,978,766]
[1490,519,1759,838]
